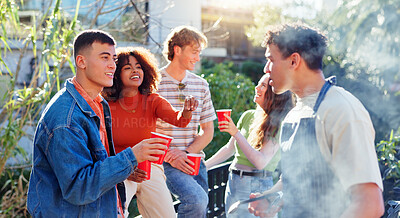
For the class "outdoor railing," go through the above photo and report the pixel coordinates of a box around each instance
[207,161,231,218]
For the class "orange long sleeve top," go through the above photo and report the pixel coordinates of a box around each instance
[108,93,191,154]
[72,77,110,156]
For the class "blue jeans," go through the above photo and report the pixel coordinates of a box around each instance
[225,172,273,218]
[163,161,209,218]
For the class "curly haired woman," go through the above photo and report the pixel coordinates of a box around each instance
[102,46,198,218]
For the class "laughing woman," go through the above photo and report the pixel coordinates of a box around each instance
[102,46,198,218]
[205,74,293,217]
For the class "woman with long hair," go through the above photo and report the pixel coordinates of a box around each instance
[205,73,293,217]
[102,46,197,218]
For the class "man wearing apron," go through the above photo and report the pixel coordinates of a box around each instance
[248,23,384,218]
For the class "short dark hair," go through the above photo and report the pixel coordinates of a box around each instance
[263,23,327,70]
[163,25,207,61]
[73,29,116,61]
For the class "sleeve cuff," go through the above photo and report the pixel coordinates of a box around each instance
[120,148,138,171]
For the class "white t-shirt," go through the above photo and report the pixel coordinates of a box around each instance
[156,68,216,149]
[281,85,383,191]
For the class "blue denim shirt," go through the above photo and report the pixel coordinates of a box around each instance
[27,79,137,217]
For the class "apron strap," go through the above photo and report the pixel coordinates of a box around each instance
[313,76,336,114]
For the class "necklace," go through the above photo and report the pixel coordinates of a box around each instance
[118,98,138,113]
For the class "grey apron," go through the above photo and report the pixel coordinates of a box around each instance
[280,77,348,217]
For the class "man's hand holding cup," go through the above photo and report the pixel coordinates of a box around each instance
[131,138,168,163]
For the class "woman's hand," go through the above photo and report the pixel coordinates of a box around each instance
[218,114,238,136]
[127,166,147,183]
[182,95,199,118]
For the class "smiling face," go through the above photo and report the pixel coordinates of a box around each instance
[76,41,117,98]
[176,43,201,71]
[120,55,144,93]
[264,44,293,94]
[254,74,270,106]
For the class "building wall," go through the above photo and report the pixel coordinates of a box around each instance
[0,42,37,86]
[148,0,202,52]
[200,3,264,62]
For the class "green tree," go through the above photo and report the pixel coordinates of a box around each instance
[245,1,317,47]
[244,0,400,142]
[323,0,400,141]
[245,5,286,46]
[376,128,400,215]
[241,0,400,211]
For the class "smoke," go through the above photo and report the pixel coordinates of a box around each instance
[324,0,400,140]
[279,117,350,217]
[251,2,397,217]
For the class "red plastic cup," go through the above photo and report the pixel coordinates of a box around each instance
[187,153,204,176]
[150,132,173,164]
[138,160,151,180]
[216,109,232,127]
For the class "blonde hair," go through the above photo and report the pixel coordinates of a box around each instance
[162,25,207,61]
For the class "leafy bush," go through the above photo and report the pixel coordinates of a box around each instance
[200,61,256,157]
[0,168,30,217]
[0,0,79,217]
[376,128,400,206]
[0,0,79,175]
[240,60,265,84]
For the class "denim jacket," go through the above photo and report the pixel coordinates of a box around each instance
[27,79,137,217]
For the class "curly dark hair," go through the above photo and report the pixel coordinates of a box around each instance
[102,47,160,101]
[248,74,294,149]
[162,25,207,61]
[263,23,327,70]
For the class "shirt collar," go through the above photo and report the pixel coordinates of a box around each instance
[72,77,103,103]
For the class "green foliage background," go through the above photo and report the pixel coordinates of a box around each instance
[376,128,400,209]
[0,0,81,216]
[200,59,256,157]
[246,0,400,144]
[240,60,265,84]
[1,0,400,217]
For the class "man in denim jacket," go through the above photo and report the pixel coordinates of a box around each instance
[27,30,167,217]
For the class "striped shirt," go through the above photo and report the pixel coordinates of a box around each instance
[156,68,216,149]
